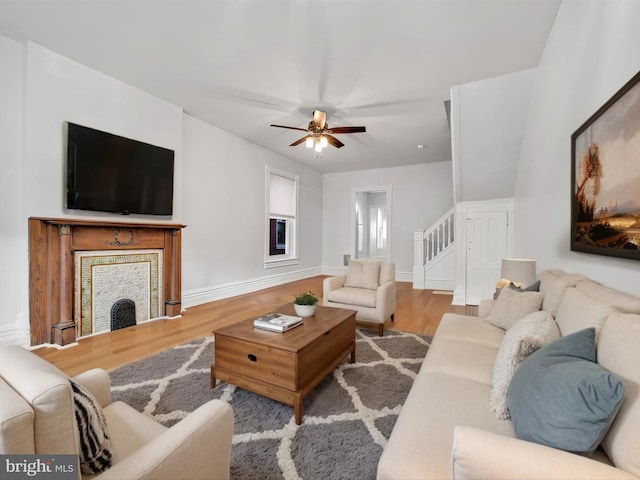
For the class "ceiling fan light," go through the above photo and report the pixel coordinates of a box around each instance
[320,135,328,148]
[305,136,314,148]
[314,141,322,152]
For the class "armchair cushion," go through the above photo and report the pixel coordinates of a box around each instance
[0,378,34,454]
[0,345,77,455]
[327,286,377,308]
[103,401,167,463]
[70,379,112,474]
[344,260,380,290]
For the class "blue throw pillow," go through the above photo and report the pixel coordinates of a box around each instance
[507,328,624,455]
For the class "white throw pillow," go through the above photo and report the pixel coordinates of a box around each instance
[484,287,544,330]
[344,260,380,290]
[490,311,560,419]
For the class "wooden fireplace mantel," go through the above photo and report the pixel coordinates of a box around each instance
[28,217,186,346]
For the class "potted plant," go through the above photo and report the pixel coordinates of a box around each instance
[293,291,318,317]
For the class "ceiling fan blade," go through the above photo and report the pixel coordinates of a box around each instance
[328,126,367,134]
[312,110,327,129]
[289,136,308,147]
[326,135,344,148]
[270,124,309,133]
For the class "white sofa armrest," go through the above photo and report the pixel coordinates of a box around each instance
[452,427,637,480]
[95,399,234,480]
[72,368,112,407]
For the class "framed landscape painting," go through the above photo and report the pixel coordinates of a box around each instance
[571,70,640,260]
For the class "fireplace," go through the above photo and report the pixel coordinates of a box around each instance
[28,217,185,346]
[74,249,163,337]
[111,298,136,331]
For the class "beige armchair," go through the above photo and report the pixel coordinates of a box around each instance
[323,259,396,336]
[0,345,234,480]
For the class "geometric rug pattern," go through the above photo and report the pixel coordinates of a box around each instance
[110,329,431,480]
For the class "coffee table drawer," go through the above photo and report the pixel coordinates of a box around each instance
[215,336,296,390]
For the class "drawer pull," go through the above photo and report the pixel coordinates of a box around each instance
[248,354,258,362]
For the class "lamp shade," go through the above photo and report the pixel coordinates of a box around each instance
[500,258,537,287]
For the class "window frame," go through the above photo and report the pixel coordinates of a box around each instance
[265,166,299,268]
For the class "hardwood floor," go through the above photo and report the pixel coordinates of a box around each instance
[32,276,473,377]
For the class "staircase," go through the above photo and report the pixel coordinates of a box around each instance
[413,208,456,290]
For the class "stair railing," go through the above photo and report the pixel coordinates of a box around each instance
[413,208,455,288]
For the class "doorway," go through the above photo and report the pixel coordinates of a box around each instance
[351,186,392,260]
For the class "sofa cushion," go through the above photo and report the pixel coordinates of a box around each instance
[507,328,625,456]
[421,338,498,386]
[344,260,380,290]
[538,270,588,316]
[435,313,504,349]
[598,312,640,477]
[70,379,112,474]
[555,287,614,337]
[377,372,514,480]
[576,280,640,314]
[327,286,376,308]
[483,287,543,330]
[490,311,560,419]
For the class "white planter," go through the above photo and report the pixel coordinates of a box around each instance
[294,304,317,317]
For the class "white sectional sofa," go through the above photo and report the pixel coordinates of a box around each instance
[377,269,640,480]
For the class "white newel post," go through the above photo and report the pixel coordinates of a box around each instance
[413,230,426,289]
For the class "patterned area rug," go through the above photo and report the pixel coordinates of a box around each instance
[110,329,431,480]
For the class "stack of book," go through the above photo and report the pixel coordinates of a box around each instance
[253,313,303,333]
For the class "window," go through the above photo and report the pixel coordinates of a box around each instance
[265,166,298,268]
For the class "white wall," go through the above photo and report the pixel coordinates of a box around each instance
[322,162,454,278]
[0,40,324,344]
[0,35,28,344]
[23,42,184,220]
[451,68,535,202]
[514,0,640,293]
[180,115,323,306]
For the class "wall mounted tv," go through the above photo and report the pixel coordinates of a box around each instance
[66,122,175,216]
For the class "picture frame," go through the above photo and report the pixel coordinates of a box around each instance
[571,70,640,260]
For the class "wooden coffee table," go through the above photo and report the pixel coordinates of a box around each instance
[211,305,356,424]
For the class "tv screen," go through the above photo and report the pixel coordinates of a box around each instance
[66,123,175,216]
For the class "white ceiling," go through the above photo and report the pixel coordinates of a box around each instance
[0,0,561,174]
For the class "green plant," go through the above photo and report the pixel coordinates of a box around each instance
[294,291,318,305]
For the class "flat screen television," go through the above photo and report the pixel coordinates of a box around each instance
[66,123,175,216]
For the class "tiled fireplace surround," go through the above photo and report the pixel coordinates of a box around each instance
[28,218,185,346]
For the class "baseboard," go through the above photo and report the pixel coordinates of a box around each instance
[182,267,323,308]
[184,266,416,309]
[395,271,413,283]
[321,266,348,277]
[424,279,455,290]
[0,325,30,347]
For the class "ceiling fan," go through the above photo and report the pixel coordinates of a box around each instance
[270,110,366,152]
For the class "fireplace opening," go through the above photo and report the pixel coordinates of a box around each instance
[111,298,137,331]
